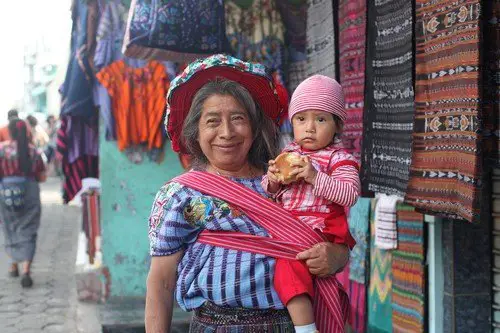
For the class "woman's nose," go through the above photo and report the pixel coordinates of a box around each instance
[219,119,235,139]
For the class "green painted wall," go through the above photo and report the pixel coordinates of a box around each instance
[100,138,183,297]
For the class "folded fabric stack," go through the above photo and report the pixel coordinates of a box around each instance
[374,194,401,250]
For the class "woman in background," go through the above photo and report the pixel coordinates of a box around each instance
[0,119,46,288]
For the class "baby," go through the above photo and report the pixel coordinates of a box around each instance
[262,75,361,333]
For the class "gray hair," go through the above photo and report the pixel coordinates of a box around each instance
[182,79,279,170]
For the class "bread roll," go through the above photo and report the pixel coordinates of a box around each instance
[274,152,303,184]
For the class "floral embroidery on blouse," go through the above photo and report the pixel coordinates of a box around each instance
[183,197,232,227]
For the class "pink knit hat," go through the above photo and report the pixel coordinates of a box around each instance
[288,75,346,122]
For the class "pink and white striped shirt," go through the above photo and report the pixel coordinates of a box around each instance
[262,140,361,232]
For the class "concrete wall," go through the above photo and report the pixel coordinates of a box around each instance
[100,138,183,297]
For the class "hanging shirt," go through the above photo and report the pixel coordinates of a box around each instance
[96,60,168,151]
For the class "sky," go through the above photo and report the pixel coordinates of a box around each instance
[0,0,72,122]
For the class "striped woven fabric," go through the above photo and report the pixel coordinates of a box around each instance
[361,0,415,197]
[405,1,482,222]
[338,0,366,161]
[306,0,336,78]
[391,205,426,333]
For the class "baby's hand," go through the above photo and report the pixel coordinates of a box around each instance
[290,156,317,185]
[266,160,282,193]
[267,160,281,183]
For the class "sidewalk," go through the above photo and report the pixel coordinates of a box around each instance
[0,177,83,333]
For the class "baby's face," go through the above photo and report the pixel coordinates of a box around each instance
[292,110,336,151]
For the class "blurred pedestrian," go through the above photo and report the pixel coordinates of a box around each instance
[26,115,49,149]
[0,119,47,288]
[0,109,19,142]
[44,115,58,162]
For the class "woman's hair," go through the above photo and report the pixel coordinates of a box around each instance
[8,119,32,175]
[182,79,279,170]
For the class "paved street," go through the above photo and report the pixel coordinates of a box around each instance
[0,177,83,333]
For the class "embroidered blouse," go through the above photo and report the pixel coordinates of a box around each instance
[148,177,284,311]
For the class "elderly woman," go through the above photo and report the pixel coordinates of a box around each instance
[146,55,350,332]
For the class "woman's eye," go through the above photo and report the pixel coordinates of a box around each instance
[297,117,305,121]
[317,117,326,122]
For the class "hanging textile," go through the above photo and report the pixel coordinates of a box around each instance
[67,116,99,164]
[122,0,228,62]
[406,1,482,223]
[493,168,500,332]
[368,200,393,332]
[348,198,370,283]
[56,117,100,203]
[361,0,414,197]
[96,60,168,151]
[93,0,129,140]
[337,267,367,333]
[482,0,500,168]
[338,0,366,161]
[82,190,101,264]
[225,0,286,81]
[94,0,128,71]
[305,0,336,78]
[276,0,308,93]
[374,194,400,250]
[60,0,98,118]
[391,205,425,333]
[343,197,371,333]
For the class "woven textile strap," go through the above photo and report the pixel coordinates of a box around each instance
[172,171,348,332]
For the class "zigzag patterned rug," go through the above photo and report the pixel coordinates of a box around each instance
[368,200,393,332]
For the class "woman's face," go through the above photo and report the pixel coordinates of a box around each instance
[198,94,253,172]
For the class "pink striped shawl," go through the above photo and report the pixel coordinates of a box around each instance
[172,171,349,332]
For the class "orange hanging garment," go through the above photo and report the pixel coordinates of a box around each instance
[97,60,168,151]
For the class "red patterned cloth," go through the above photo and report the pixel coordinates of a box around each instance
[338,0,366,161]
[338,268,367,333]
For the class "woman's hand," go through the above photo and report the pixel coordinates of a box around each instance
[266,159,281,193]
[296,242,349,278]
[290,156,317,185]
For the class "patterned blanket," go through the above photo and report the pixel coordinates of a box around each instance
[361,0,415,197]
[405,1,483,223]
